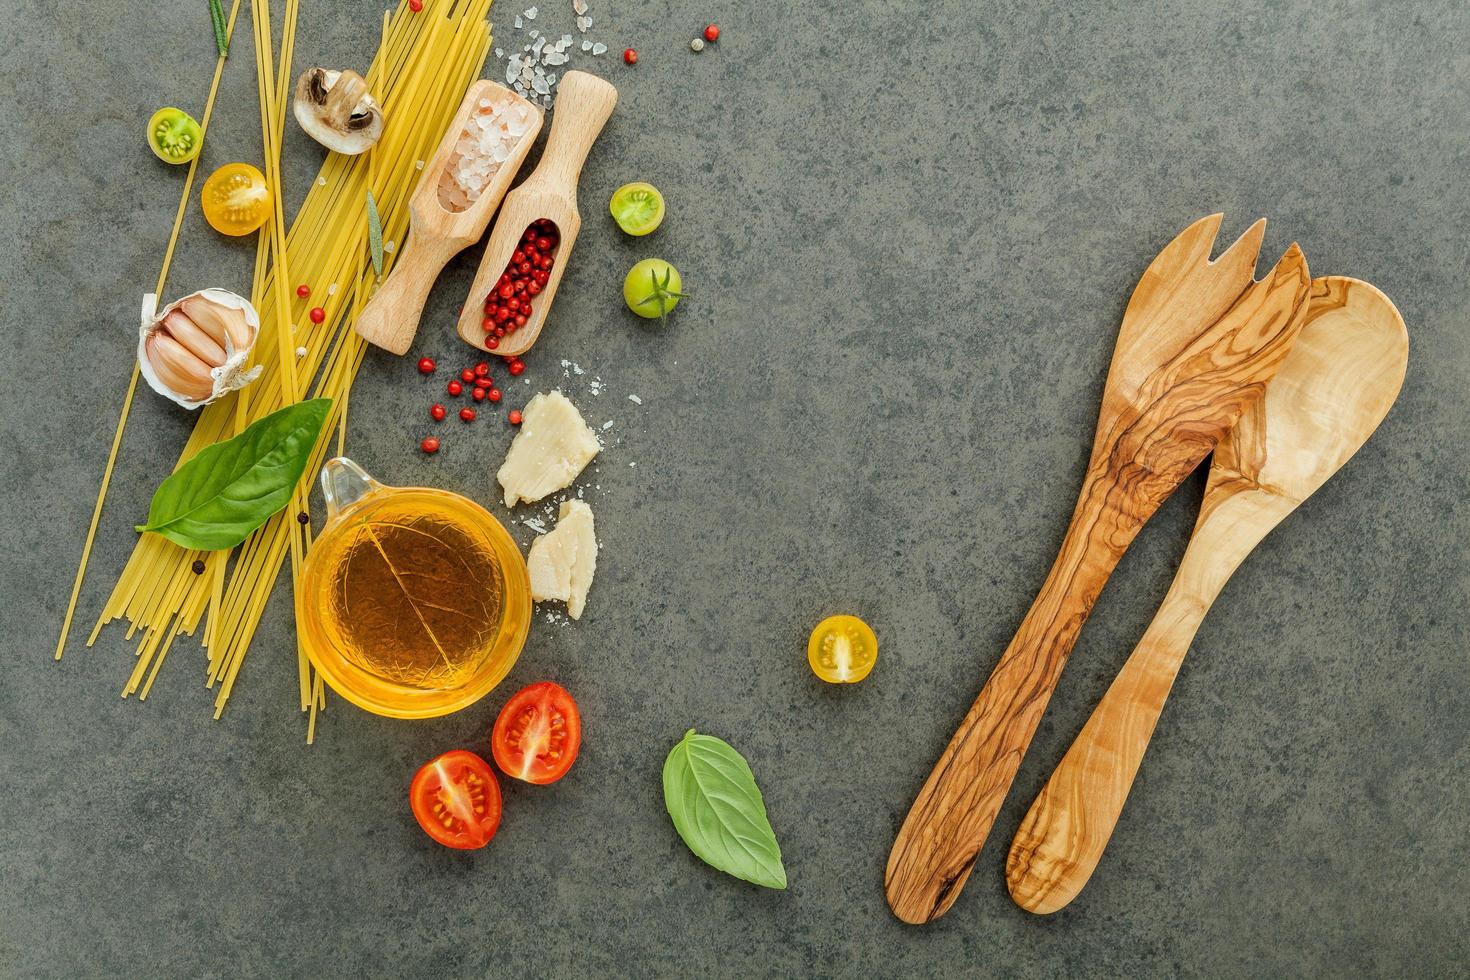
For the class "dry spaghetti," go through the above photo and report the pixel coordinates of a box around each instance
[56,0,494,741]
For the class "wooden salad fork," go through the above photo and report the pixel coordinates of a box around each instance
[884,214,1313,925]
[1005,276,1408,914]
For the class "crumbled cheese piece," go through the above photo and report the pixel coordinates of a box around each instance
[526,500,597,619]
[497,391,600,507]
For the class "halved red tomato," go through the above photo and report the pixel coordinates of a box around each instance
[409,749,502,849]
[492,681,581,784]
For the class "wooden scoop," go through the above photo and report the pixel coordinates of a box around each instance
[1005,276,1408,914]
[456,71,617,356]
[884,215,1313,925]
[355,80,543,355]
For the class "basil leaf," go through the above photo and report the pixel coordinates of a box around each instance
[136,398,331,550]
[662,729,787,890]
[366,190,384,277]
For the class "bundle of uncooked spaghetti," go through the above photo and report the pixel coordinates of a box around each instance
[56,0,492,740]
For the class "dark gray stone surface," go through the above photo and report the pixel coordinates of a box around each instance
[3,0,1467,976]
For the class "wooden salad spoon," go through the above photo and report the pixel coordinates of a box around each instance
[1006,276,1408,914]
[884,214,1313,925]
[457,71,618,356]
[355,80,543,355]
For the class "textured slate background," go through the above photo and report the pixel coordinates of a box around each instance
[3,0,1467,976]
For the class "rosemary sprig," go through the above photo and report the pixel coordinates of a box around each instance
[366,190,384,277]
[635,267,689,325]
[208,0,229,58]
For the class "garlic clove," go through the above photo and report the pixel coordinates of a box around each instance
[146,332,215,401]
[162,310,228,366]
[180,295,253,352]
[138,288,262,409]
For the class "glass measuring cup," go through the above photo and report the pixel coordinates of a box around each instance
[297,457,532,719]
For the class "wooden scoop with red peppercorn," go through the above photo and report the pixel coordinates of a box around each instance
[457,71,618,356]
[356,80,543,355]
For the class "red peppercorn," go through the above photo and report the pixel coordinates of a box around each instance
[459,407,476,422]
[472,387,486,402]
[474,361,490,377]
[309,307,326,324]
[506,297,521,313]
[511,250,525,264]
[488,388,502,403]
[474,376,494,388]
[486,337,500,350]
[421,436,439,453]
[527,281,542,296]
[417,357,435,374]
[447,380,463,396]
[533,270,549,285]
[430,404,447,421]
[513,314,528,328]
[508,361,525,376]
[409,0,423,11]
[493,327,506,338]
[508,410,523,425]
[296,284,311,298]
[460,367,475,383]
[535,236,552,251]
[482,317,495,331]
[704,23,719,41]
[623,48,637,65]
[498,283,514,299]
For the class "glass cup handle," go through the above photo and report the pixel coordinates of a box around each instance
[320,457,379,522]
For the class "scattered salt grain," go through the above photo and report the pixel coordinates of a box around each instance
[327,283,338,296]
[524,517,548,534]
[628,394,642,404]
[384,240,395,253]
[514,15,522,27]
[572,0,587,13]
[601,420,614,430]
[581,39,591,50]
[317,176,327,186]
[295,346,307,357]
[591,42,606,55]
[524,5,537,17]
[414,159,424,170]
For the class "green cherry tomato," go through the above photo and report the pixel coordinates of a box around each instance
[609,181,665,236]
[148,107,203,164]
[622,259,686,323]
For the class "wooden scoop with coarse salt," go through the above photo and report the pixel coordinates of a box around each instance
[457,71,618,356]
[1005,276,1408,914]
[355,80,542,355]
[884,214,1314,925]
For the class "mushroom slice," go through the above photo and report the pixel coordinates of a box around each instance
[293,68,384,155]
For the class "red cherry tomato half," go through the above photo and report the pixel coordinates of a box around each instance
[492,681,581,784]
[409,749,502,849]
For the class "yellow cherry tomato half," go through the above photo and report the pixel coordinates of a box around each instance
[807,614,878,684]
[201,163,272,236]
[147,107,202,164]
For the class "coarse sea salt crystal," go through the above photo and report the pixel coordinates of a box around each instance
[601,420,614,429]
[317,176,327,186]
[327,283,338,295]
[573,0,587,12]
[628,394,642,404]
[581,39,591,51]
[591,42,606,55]
[296,346,307,357]
[514,15,522,27]
[525,5,538,17]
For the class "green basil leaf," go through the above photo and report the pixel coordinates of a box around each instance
[135,398,331,550]
[366,190,384,277]
[662,729,787,889]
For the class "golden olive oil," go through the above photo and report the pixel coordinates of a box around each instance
[298,459,532,718]
[312,493,504,689]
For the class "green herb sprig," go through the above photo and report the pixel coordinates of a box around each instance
[662,729,787,889]
[136,399,331,550]
[209,0,230,58]
[366,190,384,277]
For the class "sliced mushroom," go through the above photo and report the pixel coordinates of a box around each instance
[293,68,384,155]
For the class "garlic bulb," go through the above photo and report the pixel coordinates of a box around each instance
[137,288,262,409]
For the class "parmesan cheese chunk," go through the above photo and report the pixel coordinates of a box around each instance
[496,390,599,507]
[526,499,597,619]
